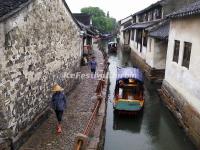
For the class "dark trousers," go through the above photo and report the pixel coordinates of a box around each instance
[55,110,63,122]
[91,68,96,74]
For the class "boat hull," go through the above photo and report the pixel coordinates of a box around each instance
[113,99,144,113]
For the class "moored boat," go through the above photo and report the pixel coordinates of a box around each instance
[108,41,117,52]
[113,67,144,113]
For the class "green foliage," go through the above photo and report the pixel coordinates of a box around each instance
[81,7,105,17]
[81,7,117,33]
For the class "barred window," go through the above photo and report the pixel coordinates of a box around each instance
[173,40,180,63]
[182,42,192,69]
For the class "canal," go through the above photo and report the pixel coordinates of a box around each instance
[103,46,196,150]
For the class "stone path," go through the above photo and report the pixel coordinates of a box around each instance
[20,44,104,150]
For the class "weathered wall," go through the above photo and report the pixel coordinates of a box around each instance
[119,26,124,46]
[146,38,154,67]
[165,16,200,112]
[0,0,82,145]
[160,80,200,148]
[124,31,130,45]
[146,38,167,69]
[153,39,167,69]
[161,16,200,147]
[129,30,146,59]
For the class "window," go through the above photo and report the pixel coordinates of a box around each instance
[155,8,162,19]
[143,14,148,22]
[173,40,180,63]
[182,42,192,68]
[149,39,152,52]
[136,30,140,43]
[131,29,135,41]
[138,15,143,22]
[143,31,147,47]
[149,11,153,21]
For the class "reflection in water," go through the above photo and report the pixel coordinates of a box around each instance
[113,112,143,134]
[104,44,196,150]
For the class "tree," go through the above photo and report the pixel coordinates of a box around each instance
[81,7,117,33]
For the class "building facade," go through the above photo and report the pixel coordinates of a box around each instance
[73,13,97,56]
[118,15,133,48]
[159,1,200,148]
[119,0,198,81]
[0,0,82,149]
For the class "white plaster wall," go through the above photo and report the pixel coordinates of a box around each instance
[146,38,167,69]
[124,31,130,45]
[129,29,146,59]
[142,46,147,59]
[119,26,124,45]
[153,39,167,69]
[165,16,200,112]
[146,38,155,67]
[129,29,136,49]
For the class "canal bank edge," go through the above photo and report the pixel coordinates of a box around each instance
[86,70,109,150]
[123,45,165,83]
[158,80,200,149]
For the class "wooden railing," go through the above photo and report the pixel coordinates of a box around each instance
[74,60,109,150]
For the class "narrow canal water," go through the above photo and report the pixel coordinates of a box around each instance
[103,46,196,150]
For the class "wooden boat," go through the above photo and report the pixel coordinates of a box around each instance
[113,67,144,113]
[108,41,117,52]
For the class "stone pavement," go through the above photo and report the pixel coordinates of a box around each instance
[19,44,104,150]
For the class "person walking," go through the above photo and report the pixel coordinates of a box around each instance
[51,84,66,133]
[88,56,97,77]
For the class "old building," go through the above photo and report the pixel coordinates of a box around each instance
[119,0,198,81]
[73,13,97,56]
[159,1,200,148]
[146,20,170,80]
[118,15,133,48]
[0,0,82,149]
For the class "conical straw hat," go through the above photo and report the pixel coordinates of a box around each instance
[51,84,64,92]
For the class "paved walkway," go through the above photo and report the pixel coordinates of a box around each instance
[20,44,104,150]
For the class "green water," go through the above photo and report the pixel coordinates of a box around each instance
[104,46,196,150]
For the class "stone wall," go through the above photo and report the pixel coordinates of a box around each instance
[0,0,82,147]
[159,80,200,148]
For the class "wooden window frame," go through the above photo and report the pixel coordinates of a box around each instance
[172,40,180,63]
[182,42,192,69]
[131,29,135,41]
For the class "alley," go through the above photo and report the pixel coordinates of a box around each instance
[19,45,104,150]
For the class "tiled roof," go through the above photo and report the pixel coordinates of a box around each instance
[0,0,81,29]
[76,20,97,36]
[122,24,134,31]
[73,13,91,26]
[0,0,30,21]
[168,0,200,18]
[131,20,159,29]
[149,21,169,40]
[134,0,164,16]
[119,15,132,22]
